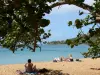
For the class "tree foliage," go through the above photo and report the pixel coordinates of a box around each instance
[0,0,100,58]
[67,0,100,58]
[0,0,55,52]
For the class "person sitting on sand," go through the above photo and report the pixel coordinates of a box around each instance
[64,54,73,62]
[53,57,60,62]
[60,56,65,62]
[25,59,37,73]
[68,54,73,62]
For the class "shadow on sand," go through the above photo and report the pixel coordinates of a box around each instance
[22,68,70,75]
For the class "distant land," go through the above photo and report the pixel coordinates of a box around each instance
[46,40,66,44]
[46,35,95,45]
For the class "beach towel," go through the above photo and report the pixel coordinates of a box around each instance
[16,70,37,75]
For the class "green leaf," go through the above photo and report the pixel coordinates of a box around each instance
[71,45,74,48]
[79,11,84,15]
[68,21,72,26]
[75,19,82,29]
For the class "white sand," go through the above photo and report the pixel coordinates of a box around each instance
[0,58,100,75]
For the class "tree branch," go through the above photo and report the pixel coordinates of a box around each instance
[51,1,93,12]
[50,1,100,23]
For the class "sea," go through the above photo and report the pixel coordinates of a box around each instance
[0,44,89,65]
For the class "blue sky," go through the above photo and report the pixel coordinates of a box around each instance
[44,0,94,41]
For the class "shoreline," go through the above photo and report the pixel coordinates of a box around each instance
[0,58,84,65]
[0,58,100,75]
[0,61,52,65]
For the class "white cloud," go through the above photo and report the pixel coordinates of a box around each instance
[50,5,89,15]
[84,0,95,5]
[50,5,78,15]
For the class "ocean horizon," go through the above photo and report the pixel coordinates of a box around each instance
[0,44,89,65]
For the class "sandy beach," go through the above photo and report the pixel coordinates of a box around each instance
[0,58,100,75]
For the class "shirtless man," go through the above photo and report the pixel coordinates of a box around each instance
[25,59,37,73]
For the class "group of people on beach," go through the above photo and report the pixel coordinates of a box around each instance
[53,54,73,62]
[17,54,74,74]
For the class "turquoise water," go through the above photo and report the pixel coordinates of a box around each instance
[0,44,88,65]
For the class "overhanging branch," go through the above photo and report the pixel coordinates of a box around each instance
[51,1,93,12]
[50,1,100,23]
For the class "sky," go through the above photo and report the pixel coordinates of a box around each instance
[44,0,94,41]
